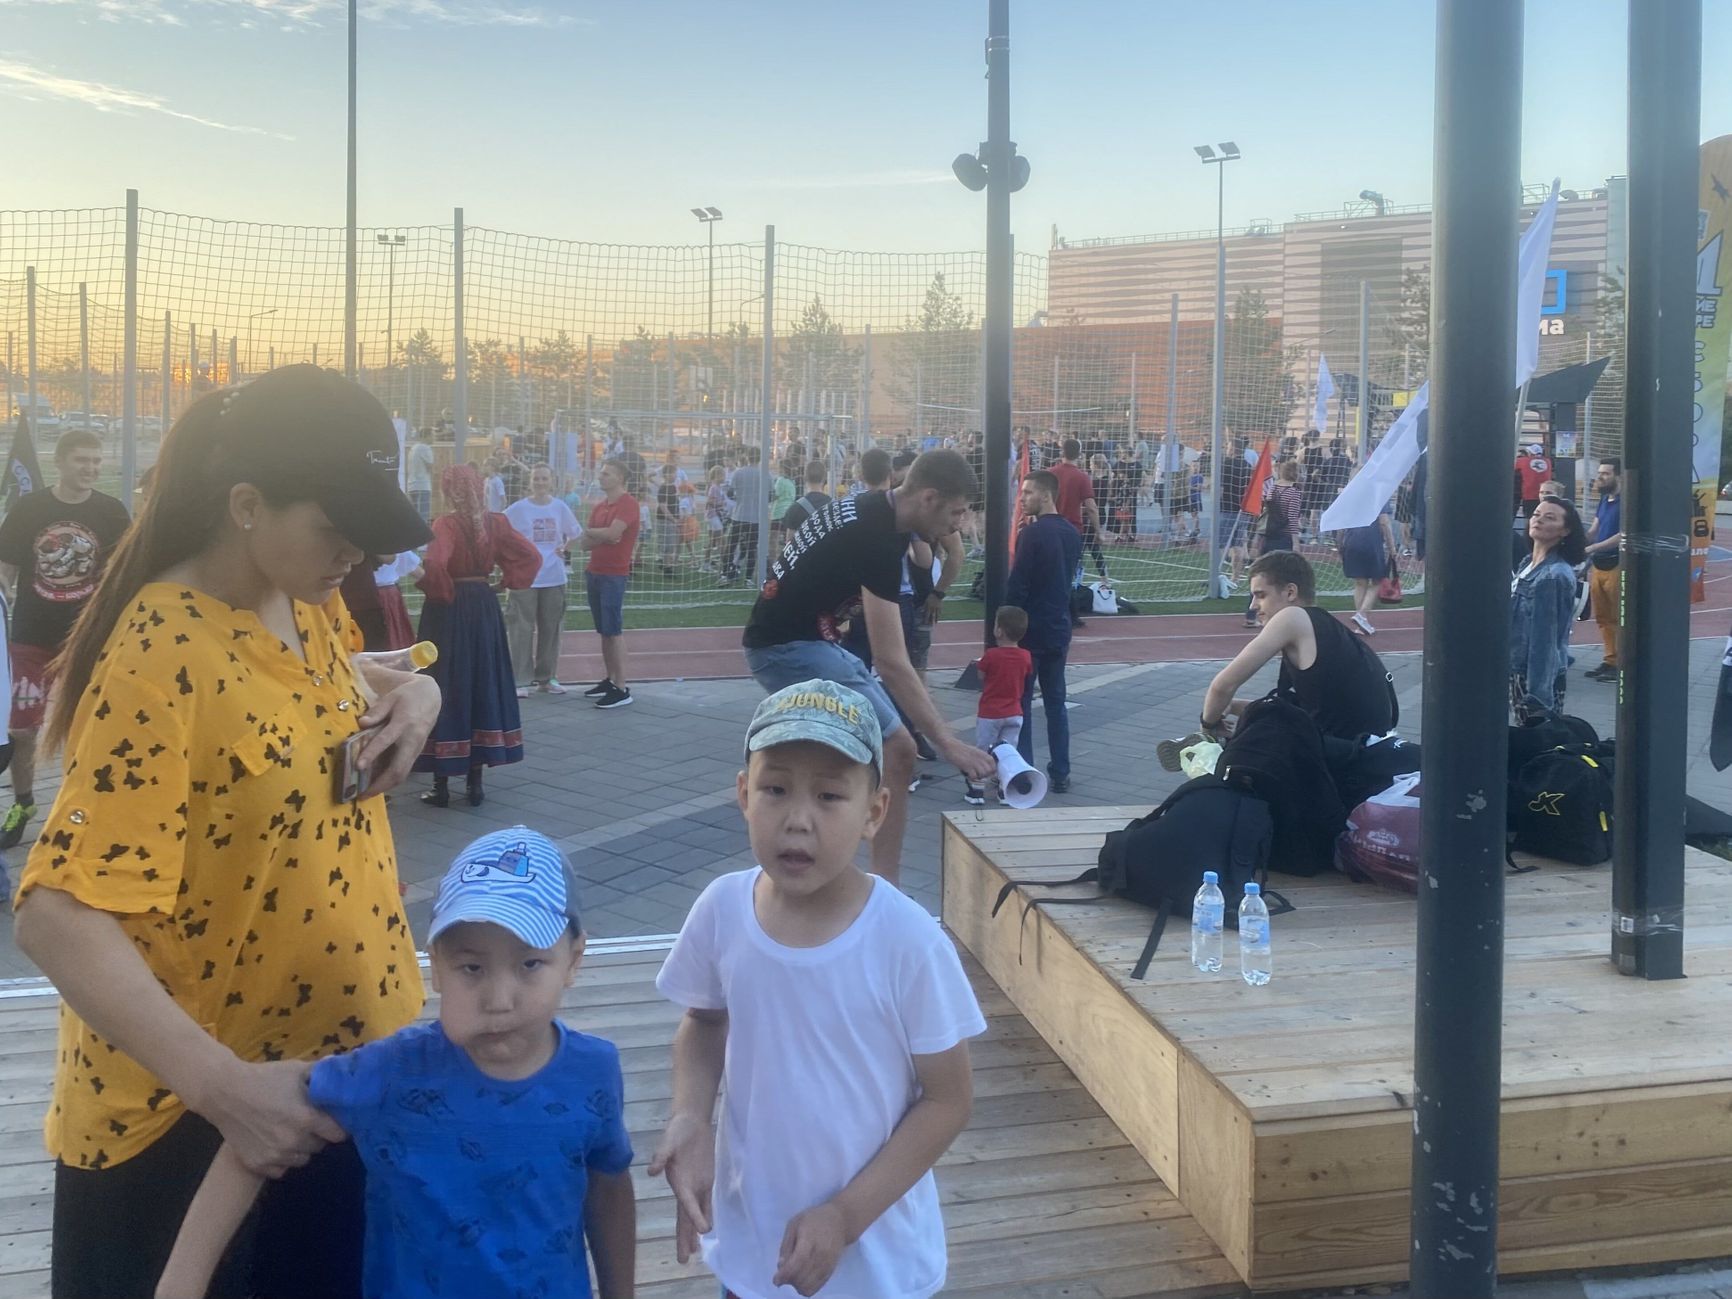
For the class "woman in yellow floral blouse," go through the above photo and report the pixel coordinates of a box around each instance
[14,366,440,1299]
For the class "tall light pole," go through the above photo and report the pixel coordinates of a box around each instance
[1195,140,1241,598]
[692,207,724,337]
[377,233,406,396]
[343,0,358,378]
[247,308,278,376]
[954,0,1031,647]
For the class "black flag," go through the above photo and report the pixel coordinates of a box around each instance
[2,413,44,513]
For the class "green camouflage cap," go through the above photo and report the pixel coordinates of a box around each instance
[746,678,883,776]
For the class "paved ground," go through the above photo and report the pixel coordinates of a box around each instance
[5,625,1727,975]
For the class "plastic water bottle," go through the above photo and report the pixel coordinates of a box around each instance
[1191,870,1225,973]
[1240,882,1272,986]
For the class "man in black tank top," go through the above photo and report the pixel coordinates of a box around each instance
[1195,551,1396,743]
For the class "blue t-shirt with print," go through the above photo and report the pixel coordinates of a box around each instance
[309,1020,633,1299]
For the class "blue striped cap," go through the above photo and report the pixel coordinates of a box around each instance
[429,826,582,950]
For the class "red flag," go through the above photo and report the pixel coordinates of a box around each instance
[1240,439,1274,516]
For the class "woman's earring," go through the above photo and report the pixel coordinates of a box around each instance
[244,523,254,531]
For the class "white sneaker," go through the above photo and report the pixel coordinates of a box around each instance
[1351,612,1375,636]
[539,680,567,695]
[515,686,530,698]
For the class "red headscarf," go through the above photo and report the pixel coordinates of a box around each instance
[442,463,487,534]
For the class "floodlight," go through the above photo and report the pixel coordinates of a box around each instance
[1009,154,1031,192]
[1218,142,1240,159]
[952,152,989,191]
[1194,144,1217,161]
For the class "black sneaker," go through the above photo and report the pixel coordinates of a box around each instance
[964,784,985,806]
[0,802,36,850]
[582,679,614,699]
[595,685,634,709]
[1048,773,1071,794]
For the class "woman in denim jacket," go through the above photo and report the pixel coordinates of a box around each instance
[1510,497,1587,722]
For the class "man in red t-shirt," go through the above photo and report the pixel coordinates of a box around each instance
[1049,438,1098,533]
[1514,444,1552,517]
[577,458,641,709]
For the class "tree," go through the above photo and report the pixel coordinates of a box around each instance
[886,272,980,435]
[779,295,861,412]
[1223,288,1291,438]
[399,329,448,427]
[1385,266,1431,387]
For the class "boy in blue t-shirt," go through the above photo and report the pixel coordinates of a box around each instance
[157,827,636,1299]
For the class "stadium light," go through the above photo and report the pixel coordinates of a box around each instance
[952,151,989,191]
[1195,140,1243,596]
[693,207,724,337]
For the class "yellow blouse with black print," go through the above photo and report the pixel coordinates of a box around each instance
[16,583,424,1170]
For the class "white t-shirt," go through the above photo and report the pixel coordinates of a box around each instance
[504,497,582,588]
[656,869,985,1299]
[372,551,421,588]
[485,474,506,515]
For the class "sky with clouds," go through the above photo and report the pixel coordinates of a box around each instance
[4,0,1730,253]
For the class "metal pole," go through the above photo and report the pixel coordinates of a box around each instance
[861,323,873,465]
[189,325,198,405]
[584,333,594,481]
[1357,279,1372,462]
[343,0,358,379]
[707,219,715,339]
[25,267,38,432]
[386,244,395,406]
[4,334,12,427]
[453,208,468,443]
[1165,292,1178,537]
[915,361,924,441]
[161,312,172,433]
[981,0,1014,645]
[1613,0,1697,980]
[123,190,138,503]
[229,337,237,390]
[1411,1,1522,1293]
[1582,330,1594,511]
[520,333,529,435]
[1207,162,1227,597]
[757,226,776,587]
[79,283,92,427]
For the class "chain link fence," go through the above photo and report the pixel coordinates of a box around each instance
[2,198,1622,616]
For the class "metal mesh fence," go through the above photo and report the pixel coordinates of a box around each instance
[2,198,1623,615]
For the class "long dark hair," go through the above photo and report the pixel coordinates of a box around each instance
[46,389,296,751]
[1532,497,1587,567]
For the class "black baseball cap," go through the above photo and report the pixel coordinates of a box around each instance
[218,365,431,556]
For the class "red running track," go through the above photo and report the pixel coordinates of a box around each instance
[553,561,1732,684]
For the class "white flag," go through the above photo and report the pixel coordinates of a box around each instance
[1321,178,1560,531]
[1514,180,1561,389]
[1314,354,1335,435]
[1319,383,1429,533]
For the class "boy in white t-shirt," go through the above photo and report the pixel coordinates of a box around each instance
[504,463,583,696]
[651,679,985,1299]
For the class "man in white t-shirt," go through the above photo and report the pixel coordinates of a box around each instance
[503,464,582,695]
[651,680,984,1299]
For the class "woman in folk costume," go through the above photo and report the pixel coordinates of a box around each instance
[414,463,540,807]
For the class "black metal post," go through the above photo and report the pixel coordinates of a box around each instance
[1612,0,1698,979]
[980,0,1013,647]
[1412,1,1522,1293]
[343,0,358,378]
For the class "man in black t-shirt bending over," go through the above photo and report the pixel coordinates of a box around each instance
[742,450,995,884]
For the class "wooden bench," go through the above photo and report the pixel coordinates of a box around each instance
[942,804,1732,1291]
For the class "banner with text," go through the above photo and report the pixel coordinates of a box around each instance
[1693,135,1732,601]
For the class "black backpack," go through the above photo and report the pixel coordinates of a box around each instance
[991,774,1290,979]
[1507,712,1599,783]
[1219,697,1348,877]
[1509,743,1613,865]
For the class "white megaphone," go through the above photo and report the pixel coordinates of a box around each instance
[992,743,1048,809]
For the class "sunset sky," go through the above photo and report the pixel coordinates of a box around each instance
[5,0,1730,253]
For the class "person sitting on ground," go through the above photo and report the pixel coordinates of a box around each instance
[1170,550,1395,766]
[650,680,984,1299]
[966,606,1033,806]
[157,828,637,1299]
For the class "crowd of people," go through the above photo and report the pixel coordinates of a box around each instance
[0,359,1637,1299]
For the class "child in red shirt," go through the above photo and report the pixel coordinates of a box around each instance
[967,606,1034,806]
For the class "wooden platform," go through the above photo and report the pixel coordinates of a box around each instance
[0,944,1242,1299]
[942,805,1732,1292]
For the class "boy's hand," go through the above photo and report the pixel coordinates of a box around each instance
[647,1113,714,1264]
[773,1202,849,1296]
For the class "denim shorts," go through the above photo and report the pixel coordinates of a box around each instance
[585,571,628,637]
[743,639,905,739]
